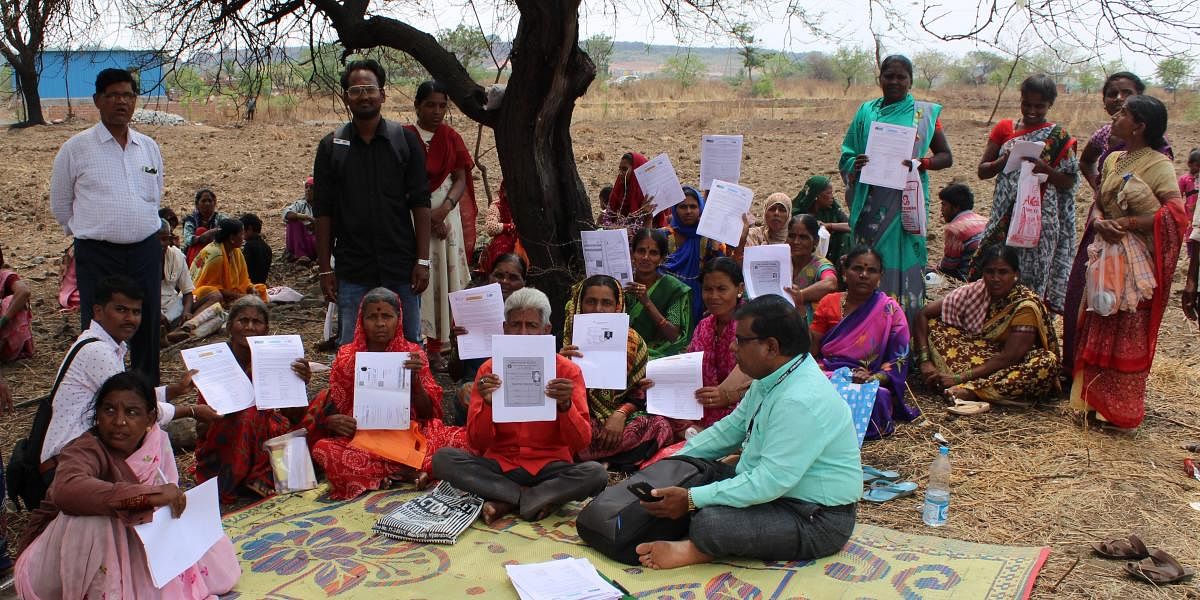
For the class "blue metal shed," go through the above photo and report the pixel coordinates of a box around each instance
[18,49,166,99]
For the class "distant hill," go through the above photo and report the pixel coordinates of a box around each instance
[608,41,814,78]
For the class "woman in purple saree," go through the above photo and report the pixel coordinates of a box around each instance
[810,246,918,439]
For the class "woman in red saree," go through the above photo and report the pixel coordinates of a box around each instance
[193,296,313,503]
[406,81,474,369]
[303,287,466,500]
[1069,96,1187,430]
[599,152,667,231]
[480,182,528,274]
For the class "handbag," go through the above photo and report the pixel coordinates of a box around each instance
[1005,161,1044,248]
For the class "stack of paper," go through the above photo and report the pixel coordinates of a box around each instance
[373,481,483,544]
[505,557,623,600]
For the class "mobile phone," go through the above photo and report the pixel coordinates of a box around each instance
[628,481,661,502]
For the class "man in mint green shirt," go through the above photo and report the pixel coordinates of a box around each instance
[635,295,861,569]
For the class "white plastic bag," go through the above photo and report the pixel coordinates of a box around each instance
[900,164,926,235]
[264,430,318,493]
[816,226,831,258]
[1084,239,1120,316]
[1005,161,1044,249]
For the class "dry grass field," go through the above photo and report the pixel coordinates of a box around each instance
[1,80,1199,598]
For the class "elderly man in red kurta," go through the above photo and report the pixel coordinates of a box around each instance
[432,287,607,524]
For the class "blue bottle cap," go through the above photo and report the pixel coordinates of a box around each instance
[939,445,950,455]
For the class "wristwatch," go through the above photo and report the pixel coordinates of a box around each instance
[416,259,431,268]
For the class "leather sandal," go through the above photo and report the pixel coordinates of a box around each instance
[946,398,991,416]
[1124,549,1195,585]
[1091,534,1149,560]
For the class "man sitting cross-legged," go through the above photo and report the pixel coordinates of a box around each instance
[635,294,862,569]
[432,287,607,523]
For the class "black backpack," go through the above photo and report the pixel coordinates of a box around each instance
[328,119,419,180]
[6,337,97,511]
[576,456,730,565]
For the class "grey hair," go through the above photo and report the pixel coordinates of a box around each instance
[504,287,551,327]
[361,287,401,319]
[226,295,269,334]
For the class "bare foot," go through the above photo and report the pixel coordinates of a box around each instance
[414,472,434,491]
[635,540,713,570]
[533,503,561,521]
[946,386,977,401]
[481,500,516,525]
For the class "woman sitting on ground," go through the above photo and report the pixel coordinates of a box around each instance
[479,183,529,274]
[810,245,918,438]
[16,371,240,598]
[193,296,312,503]
[189,217,268,307]
[625,228,692,359]
[744,193,791,247]
[304,288,466,500]
[788,214,839,322]
[0,242,33,362]
[914,244,1061,414]
[562,275,673,469]
[182,188,228,267]
[660,186,728,324]
[792,175,851,266]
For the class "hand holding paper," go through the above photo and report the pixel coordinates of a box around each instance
[696,179,754,247]
[634,153,685,215]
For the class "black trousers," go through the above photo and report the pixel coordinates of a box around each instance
[75,235,162,384]
[432,448,608,521]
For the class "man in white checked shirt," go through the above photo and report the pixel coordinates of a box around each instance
[50,68,166,383]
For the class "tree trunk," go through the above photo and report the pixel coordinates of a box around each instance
[13,61,46,127]
[493,0,594,333]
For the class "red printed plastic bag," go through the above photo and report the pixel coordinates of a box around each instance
[900,164,926,235]
[1005,161,1043,248]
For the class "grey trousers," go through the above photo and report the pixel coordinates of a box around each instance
[684,459,856,561]
[432,448,608,521]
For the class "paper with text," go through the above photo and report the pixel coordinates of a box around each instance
[248,335,308,409]
[1002,139,1045,174]
[353,352,411,430]
[646,351,704,420]
[449,283,506,359]
[581,229,634,285]
[858,121,917,191]
[506,557,621,600]
[696,179,753,247]
[700,134,743,190]
[570,313,629,390]
[180,342,254,415]
[132,478,224,589]
[743,244,794,305]
[492,335,557,423]
[634,152,686,215]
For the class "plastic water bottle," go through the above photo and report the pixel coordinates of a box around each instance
[922,446,951,527]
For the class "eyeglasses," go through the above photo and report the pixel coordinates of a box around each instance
[102,92,138,102]
[345,85,381,98]
[734,334,768,345]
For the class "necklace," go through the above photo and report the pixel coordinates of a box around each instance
[1115,147,1152,174]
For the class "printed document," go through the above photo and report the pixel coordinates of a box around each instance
[646,351,704,420]
[492,335,557,423]
[353,352,411,430]
[570,313,629,390]
[858,122,917,191]
[180,342,254,415]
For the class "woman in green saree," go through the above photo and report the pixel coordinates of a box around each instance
[625,228,692,358]
[840,54,953,326]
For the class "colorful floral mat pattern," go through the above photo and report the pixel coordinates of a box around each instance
[221,485,1049,599]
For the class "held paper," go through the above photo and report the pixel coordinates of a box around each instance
[633,152,686,215]
[858,121,917,191]
[492,334,557,423]
[696,179,753,247]
[449,283,506,360]
[569,313,629,390]
[180,342,254,415]
[699,134,743,190]
[353,352,411,430]
[132,478,224,589]
[645,351,704,420]
[581,229,634,285]
[742,244,794,305]
[247,335,309,409]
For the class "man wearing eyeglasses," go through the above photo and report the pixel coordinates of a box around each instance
[312,59,431,346]
[50,68,166,384]
[633,295,862,570]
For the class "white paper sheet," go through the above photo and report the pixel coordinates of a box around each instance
[1002,139,1045,174]
[633,152,686,215]
[699,134,743,190]
[247,335,309,409]
[449,283,506,360]
[322,301,336,341]
[645,351,704,420]
[506,557,621,600]
[743,244,794,306]
[696,179,753,247]
[353,352,411,430]
[180,342,254,415]
[581,229,634,285]
[858,121,917,191]
[492,335,558,423]
[569,313,629,390]
[132,478,224,589]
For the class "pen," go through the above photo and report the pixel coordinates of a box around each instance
[156,467,168,485]
[608,576,631,596]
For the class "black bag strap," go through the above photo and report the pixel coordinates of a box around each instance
[31,337,100,457]
[50,337,99,402]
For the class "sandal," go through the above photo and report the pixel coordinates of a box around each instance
[947,398,991,416]
[861,480,918,503]
[862,465,901,483]
[1092,534,1149,560]
[1124,549,1195,585]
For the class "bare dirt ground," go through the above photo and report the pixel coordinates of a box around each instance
[1,87,1199,598]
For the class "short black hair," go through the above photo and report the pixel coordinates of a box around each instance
[1124,94,1169,149]
[702,256,744,286]
[977,243,1020,273]
[194,188,215,206]
[631,227,668,257]
[239,212,263,233]
[95,68,138,96]
[341,59,386,91]
[414,80,449,105]
[91,371,157,428]
[1103,71,1146,96]
[734,295,811,356]
[938,183,975,211]
[880,55,913,78]
[215,217,244,243]
[1188,148,1200,164]
[599,186,613,203]
[1020,74,1057,104]
[95,274,143,304]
